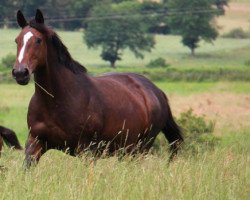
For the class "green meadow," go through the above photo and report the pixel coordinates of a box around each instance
[1,29,250,69]
[0,1,250,199]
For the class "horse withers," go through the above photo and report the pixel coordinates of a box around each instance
[12,10,183,167]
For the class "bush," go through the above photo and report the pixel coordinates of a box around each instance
[1,53,16,68]
[152,109,219,155]
[177,109,215,135]
[177,109,219,154]
[146,57,169,68]
[222,28,250,39]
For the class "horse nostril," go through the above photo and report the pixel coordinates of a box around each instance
[12,69,16,78]
[23,68,29,77]
[12,67,30,85]
[12,67,29,78]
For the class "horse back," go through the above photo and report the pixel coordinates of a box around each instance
[95,72,167,111]
[93,73,168,136]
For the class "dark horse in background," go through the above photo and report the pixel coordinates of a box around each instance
[12,10,183,167]
[0,126,22,156]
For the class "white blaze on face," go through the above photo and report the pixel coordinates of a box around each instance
[18,31,34,63]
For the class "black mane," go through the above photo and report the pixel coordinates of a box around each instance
[29,20,87,74]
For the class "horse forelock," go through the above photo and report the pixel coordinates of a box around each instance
[28,20,87,74]
[29,19,51,35]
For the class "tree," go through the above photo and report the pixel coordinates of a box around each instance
[22,0,45,17]
[0,0,19,28]
[84,1,155,68]
[139,1,170,35]
[167,0,228,56]
[0,0,157,30]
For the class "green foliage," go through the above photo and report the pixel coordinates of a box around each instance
[222,28,250,39]
[84,2,155,68]
[100,49,121,68]
[167,0,228,55]
[244,60,250,67]
[152,109,218,155]
[0,0,46,28]
[1,53,15,68]
[0,0,100,29]
[178,109,215,135]
[139,1,169,34]
[177,109,219,154]
[182,36,200,56]
[146,57,169,68]
[21,0,45,17]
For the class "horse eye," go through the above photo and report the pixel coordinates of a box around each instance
[36,38,42,44]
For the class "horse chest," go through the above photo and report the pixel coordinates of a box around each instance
[29,101,103,147]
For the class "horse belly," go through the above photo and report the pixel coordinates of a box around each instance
[100,103,160,152]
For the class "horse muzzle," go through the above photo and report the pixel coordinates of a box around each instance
[12,66,30,85]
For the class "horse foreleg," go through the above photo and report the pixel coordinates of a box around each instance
[24,135,46,169]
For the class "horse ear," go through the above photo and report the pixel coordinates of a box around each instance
[35,9,44,24]
[17,10,27,28]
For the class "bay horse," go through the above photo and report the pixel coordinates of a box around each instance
[12,10,183,167]
[0,126,23,156]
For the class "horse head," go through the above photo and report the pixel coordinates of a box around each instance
[12,9,47,85]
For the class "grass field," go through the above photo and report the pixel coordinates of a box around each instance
[1,1,250,70]
[0,81,249,199]
[0,2,250,199]
[1,29,250,70]
[0,135,249,200]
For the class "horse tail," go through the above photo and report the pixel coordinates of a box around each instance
[161,94,183,160]
[0,126,23,150]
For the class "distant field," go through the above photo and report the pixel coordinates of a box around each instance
[1,29,250,71]
[1,1,250,70]
[217,2,250,34]
[1,1,249,69]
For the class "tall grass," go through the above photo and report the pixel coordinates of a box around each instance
[0,130,249,200]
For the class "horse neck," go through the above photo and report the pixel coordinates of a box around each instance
[33,45,91,102]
